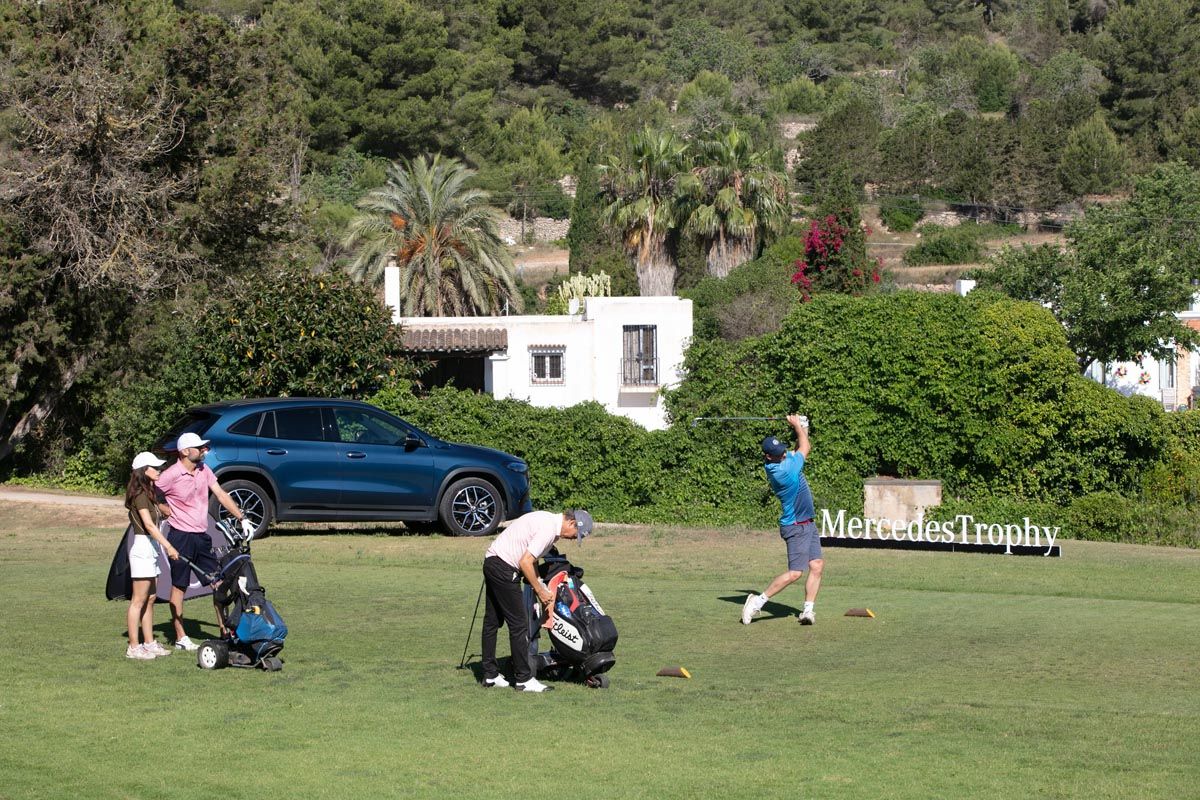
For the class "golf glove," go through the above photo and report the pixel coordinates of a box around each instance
[798,415,809,428]
[240,518,255,538]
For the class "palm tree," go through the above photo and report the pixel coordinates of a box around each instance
[685,128,790,278]
[343,155,522,316]
[598,128,691,296]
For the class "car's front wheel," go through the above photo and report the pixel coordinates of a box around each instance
[439,477,504,537]
[212,479,275,540]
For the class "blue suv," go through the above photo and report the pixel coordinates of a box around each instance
[154,398,532,538]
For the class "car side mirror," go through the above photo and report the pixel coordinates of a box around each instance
[403,432,425,451]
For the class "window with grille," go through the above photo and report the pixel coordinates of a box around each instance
[530,347,565,384]
[621,325,658,385]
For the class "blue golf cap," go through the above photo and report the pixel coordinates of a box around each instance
[761,435,787,458]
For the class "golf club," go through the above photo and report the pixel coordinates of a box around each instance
[690,416,787,428]
[175,553,219,586]
[457,578,485,669]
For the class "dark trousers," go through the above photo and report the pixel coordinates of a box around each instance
[481,556,533,683]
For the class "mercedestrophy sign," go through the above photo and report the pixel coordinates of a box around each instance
[820,510,1060,556]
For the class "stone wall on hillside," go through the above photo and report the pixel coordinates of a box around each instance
[497,216,571,244]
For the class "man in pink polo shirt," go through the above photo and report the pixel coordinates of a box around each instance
[156,431,249,651]
[480,508,593,693]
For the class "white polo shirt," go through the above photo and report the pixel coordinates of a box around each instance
[484,511,562,569]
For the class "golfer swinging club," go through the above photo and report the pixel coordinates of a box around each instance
[742,413,824,626]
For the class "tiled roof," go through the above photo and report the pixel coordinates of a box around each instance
[400,327,507,353]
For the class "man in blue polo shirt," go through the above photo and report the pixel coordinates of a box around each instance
[741,413,824,626]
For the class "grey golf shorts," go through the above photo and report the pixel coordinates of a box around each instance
[781,520,822,571]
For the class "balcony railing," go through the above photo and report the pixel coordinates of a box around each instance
[621,357,658,386]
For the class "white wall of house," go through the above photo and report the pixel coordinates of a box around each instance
[1086,356,1179,407]
[391,290,693,430]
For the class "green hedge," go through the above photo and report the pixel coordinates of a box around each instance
[360,291,1189,543]
[370,384,782,526]
[41,280,1200,547]
[665,291,1168,504]
[929,492,1200,546]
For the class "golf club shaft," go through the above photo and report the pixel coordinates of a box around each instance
[691,416,787,427]
[458,578,486,669]
[175,553,218,585]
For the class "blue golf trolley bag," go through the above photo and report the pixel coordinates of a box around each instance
[197,521,287,672]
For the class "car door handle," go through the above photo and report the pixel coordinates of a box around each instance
[265,448,288,456]
[346,451,367,459]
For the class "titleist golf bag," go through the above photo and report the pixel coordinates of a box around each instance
[526,548,617,688]
[196,520,287,672]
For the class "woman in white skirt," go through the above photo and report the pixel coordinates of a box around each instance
[124,452,180,659]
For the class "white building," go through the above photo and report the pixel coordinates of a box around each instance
[386,274,692,430]
[1094,294,1200,410]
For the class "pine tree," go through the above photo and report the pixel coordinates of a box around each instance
[1059,113,1129,196]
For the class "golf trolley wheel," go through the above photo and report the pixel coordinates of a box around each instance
[197,640,230,670]
[261,656,283,672]
[585,674,610,689]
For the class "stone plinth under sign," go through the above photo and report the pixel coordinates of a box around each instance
[863,478,942,525]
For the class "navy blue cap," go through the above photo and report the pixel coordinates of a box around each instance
[761,435,787,457]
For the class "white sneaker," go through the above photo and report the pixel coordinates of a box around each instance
[174,636,200,651]
[144,641,172,657]
[482,674,510,688]
[741,593,765,625]
[126,644,155,660]
[513,678,554,692]
[798,610,815,625]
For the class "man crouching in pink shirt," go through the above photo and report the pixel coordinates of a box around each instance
[156,431,250,651]
[480,509,593,692]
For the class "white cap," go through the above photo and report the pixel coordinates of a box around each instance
[131,451,166,470]
[175,432,210,450]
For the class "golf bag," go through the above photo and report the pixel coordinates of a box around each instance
[526,548,617,688]
[196,520,287,671]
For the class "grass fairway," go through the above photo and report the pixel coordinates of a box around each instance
[2,504,1198,799]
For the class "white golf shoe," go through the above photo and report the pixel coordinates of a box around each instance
[482,674,510,688]
[741,593,765,625]
[513,678,554,692]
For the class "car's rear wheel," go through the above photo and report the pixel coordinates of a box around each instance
[439,477,503,537]
[212,480,275,540]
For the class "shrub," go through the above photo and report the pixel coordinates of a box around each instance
[768,77,825,114]
[369,383,780,526]
[878,195,923,232]
[666,291,1168,504]
[904,225,988,265]
[684,236,802,341]
[1064,492,1139,542]
[926,495,1065,533]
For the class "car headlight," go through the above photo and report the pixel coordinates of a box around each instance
[506,461,528,474]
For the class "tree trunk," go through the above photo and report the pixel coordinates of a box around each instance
[706,235,755,279]
[0,353,90,463]
[635,235,676,296]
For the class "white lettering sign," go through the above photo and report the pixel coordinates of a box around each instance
[819,510,1059,556]
[551,619,584,651]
